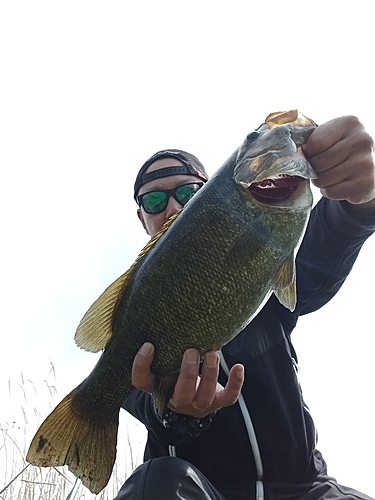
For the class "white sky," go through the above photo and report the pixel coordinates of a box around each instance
[1,1,374,497]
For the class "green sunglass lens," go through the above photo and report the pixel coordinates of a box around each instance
[141,183,202,214]
[175,184,200,205]
[143,191,168,213]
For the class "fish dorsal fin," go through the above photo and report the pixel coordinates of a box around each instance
[74,269,133,352]
[74,211,181,352]
[272,255,297,312]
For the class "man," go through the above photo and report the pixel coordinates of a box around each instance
[115,116,375,500]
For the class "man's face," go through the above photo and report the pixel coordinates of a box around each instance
[137,157,203,236]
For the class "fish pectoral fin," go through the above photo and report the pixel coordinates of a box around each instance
[272,255,297,312]
[75,211,181,353]
[274,282,297,312]
[26,388,119,495]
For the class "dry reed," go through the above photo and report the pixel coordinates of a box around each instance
[1,365,146,499]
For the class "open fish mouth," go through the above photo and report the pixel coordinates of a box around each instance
[248,174,305,203]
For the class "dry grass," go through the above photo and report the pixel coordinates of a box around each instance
[0,366,146,499]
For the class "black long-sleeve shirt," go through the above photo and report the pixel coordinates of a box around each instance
[123,197,375,496]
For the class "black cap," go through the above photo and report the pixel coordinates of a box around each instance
[134,149,209,201]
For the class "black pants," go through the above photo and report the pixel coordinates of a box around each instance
[113,457,374,500]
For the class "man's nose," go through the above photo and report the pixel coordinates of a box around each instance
[165,195,182,219]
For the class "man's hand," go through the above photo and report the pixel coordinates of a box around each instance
[302,115,375,212]
[132,342,244,419]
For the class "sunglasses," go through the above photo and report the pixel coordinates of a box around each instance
[137,182,204,214]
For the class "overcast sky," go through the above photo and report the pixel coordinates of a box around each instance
[1,1,374,497]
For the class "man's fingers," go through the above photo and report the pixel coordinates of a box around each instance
[302,116,359,159]
[194,352,220,410]
[131,342,155,393]
[305,139,350,174]
[133,346,244,419]
[169,350,244,418]
[301,115,375,206]
[171,349,201,408]
[215,364,245,409]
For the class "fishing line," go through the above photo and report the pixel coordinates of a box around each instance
[219,351,265,500]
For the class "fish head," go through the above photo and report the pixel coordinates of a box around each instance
[233,110,317,210]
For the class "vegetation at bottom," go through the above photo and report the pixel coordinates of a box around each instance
[1,366,145,499]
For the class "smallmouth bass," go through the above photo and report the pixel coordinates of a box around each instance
[27,110,317,494]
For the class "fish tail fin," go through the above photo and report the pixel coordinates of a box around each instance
[26,388,118,494]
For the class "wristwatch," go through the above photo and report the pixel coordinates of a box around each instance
[162,409,216,438]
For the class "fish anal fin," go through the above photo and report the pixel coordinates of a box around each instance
[272,255,297,312]
[152,372,180,416]
[74,211,181,353]
[26,389,119,494]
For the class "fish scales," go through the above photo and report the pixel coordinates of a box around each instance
[26,110,317,494]
[111,177,290,379]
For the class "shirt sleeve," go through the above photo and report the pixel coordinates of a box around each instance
[294,197,375,315]
[123,388,193,446]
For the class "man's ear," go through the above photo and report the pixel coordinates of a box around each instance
[137,208,150,235]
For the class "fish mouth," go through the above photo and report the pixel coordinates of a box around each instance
[248,174,306,203]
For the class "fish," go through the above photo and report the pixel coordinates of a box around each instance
[26,109,317,494]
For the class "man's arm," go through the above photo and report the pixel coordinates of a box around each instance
[291,115,375,316]
[293,197,375,317]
